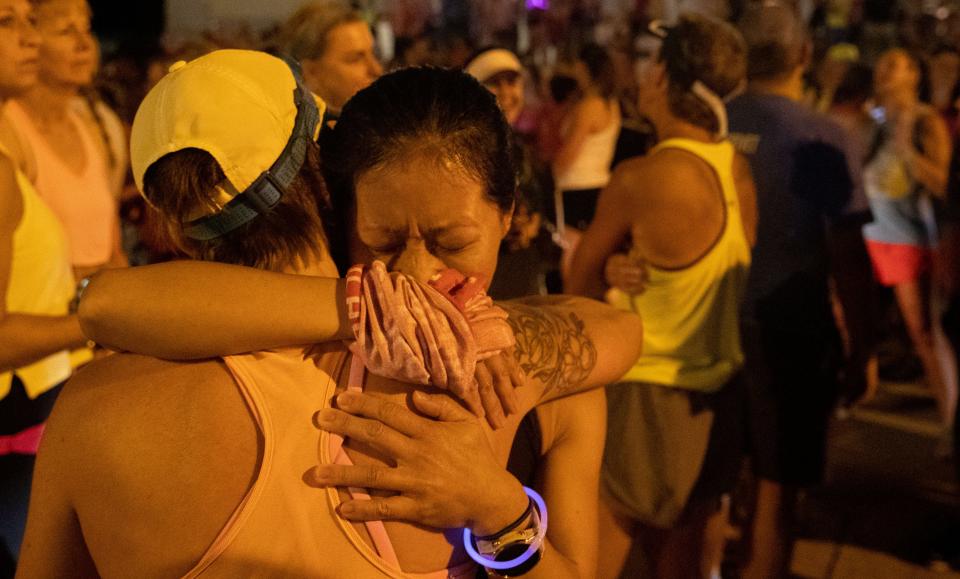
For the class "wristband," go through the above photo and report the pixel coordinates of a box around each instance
[68,276,92,315]
[463,486,548,577]
[344,264,365,334]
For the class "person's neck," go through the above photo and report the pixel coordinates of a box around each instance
[877,90,917,117]
[748,71,805,102]
[655,116,716,144]
[281,247,337,277]
[19,81,79,126]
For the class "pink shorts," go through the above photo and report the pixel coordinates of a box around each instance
[865,239,931,287]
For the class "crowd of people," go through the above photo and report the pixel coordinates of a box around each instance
[3,0,960,577]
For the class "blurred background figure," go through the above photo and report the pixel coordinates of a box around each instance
[862,47,956,449]
[567,13,753,579]
[279,1,382,121]
[728,4,869,577]
[465,46,556,299]
[552,42,620,280]
[5,0,126,281]
[927,45,960,136]
[0,0,89,572]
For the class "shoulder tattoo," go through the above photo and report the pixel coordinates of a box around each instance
[505,304,598,395]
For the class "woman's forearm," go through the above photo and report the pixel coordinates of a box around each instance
[79,261,350,359]
[0,314,86,373]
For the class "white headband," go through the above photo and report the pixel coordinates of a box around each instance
[465,49,522,83]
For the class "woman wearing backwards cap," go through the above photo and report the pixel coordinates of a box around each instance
[567,13,755,579]
[21,51,641,578]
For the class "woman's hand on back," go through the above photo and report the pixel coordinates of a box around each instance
[308,390,528,535]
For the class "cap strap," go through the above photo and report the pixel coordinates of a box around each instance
[182,62,320,241]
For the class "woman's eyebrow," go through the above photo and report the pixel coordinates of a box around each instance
[424,221,481,236]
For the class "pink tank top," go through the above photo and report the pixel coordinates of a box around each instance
[5,100,115,267]
[181,347,477,578]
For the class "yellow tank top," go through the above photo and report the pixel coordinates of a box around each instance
[184,347,476,578]
[607,138,751,392]
[0,145,74,401]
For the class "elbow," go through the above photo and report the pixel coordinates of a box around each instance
[619,311,643,361]
[599,308,642,381]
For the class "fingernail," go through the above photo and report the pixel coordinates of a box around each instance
[316,408,336,423]
[339,503,355,516]
[337,392,357,407]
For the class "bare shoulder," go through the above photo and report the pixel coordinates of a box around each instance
[604,156,658,201]
[44,353,260,575]
[610,148,702,202]
[52,352,258,487]
[53,353,241,438]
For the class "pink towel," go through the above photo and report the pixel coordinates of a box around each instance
[345,262,514,406]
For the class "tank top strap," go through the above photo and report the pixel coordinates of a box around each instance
[326,356,480,579]
[327,355,403,568]
[181,357,276,579]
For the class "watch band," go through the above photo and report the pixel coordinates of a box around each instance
[463,486,548,577]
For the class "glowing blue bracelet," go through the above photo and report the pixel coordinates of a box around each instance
[462,486,548,572]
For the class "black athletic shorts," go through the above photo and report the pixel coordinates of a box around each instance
[742,286,843,486]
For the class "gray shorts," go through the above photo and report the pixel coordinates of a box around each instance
[601,376,744,529]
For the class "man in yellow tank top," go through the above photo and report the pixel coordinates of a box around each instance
[567,14,756,579]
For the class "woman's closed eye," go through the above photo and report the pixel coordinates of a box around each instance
[428,239,474,255]
[368,242,404,257]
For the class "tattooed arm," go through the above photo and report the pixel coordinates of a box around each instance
[501,296,642,403]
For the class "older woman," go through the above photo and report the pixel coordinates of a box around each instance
[5,0,125,279]
[0,0,87,567]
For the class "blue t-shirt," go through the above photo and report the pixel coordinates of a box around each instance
[728,92,863,322]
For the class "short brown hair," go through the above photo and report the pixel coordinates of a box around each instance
[737,3,808,81]
[279,1,365,61]
[659,13,747,133]
[143,142,330,272]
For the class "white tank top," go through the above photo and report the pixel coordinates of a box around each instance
[555,100,621,191]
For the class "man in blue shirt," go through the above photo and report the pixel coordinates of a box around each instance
[728,4,867,577]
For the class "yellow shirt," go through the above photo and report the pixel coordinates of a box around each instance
[0,145,75,400]
[607,138,751,392]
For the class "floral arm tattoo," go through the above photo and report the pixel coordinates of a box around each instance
[502,302,598,396]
